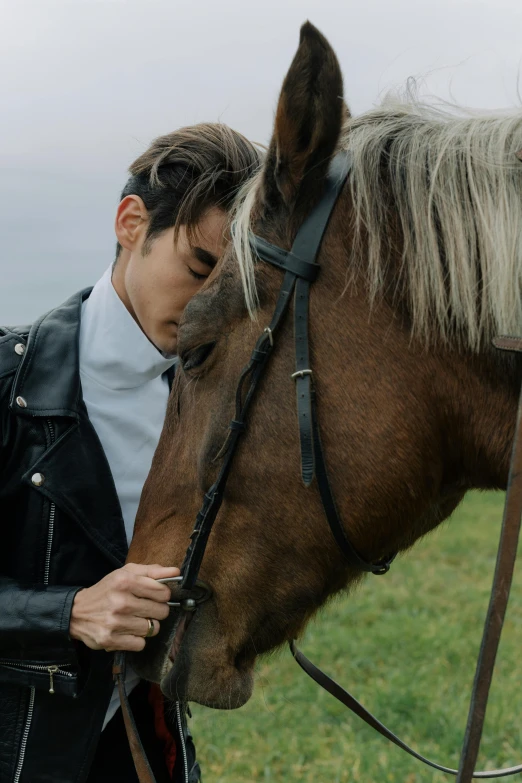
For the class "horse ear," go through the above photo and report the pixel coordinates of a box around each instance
[262,22,345,211]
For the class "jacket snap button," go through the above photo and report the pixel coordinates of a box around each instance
[16,396,27,408]
[31,473,45,487]
[14,343,25,356]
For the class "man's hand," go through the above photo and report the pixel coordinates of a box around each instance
[69,563,180,652]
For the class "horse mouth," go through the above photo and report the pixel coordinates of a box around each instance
[159,617,257,709]
[234,641,259,673]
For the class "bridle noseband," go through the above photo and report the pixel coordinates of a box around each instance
[114,152,522,783]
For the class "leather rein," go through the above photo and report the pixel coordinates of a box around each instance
[114,151,522,783]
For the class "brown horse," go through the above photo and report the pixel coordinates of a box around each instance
[128,22,522,711]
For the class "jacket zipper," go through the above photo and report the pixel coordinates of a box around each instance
[12,689,34,783]
[14,419,57,783]
[43,419,56,583]
[176,701,189,783]
[0,661,73,694]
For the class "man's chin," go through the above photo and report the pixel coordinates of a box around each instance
[150,325,178,357]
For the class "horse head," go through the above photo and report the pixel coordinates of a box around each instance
[128,22,522,709]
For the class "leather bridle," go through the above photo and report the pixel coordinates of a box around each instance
[113,151,522,783]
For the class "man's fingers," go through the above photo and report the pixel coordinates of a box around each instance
[119,597,171,620]
[111,615,161,639]
[124,563,180,578]
[107,635,147,653]
[120,565,180,601]
[128,574,179,603]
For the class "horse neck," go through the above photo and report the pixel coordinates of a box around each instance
[309,232,521,501]
[434,349,521,492]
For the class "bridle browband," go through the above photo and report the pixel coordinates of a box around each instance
[114,152,522,783]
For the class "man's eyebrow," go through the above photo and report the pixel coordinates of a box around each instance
[192,246,218,269]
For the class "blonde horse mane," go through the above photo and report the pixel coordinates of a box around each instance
[233,92,522,350]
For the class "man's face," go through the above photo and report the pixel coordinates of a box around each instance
[114,205,228,355]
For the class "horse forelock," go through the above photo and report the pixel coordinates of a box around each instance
[231,169,262,318]
[233,91,522,351]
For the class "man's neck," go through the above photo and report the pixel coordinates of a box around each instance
[111,253,140,329]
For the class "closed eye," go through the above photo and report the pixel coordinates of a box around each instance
[189,268,208,281]
[188,246,217,282]
[181,341,216,372]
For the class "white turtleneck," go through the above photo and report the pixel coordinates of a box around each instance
[79,265,177,729]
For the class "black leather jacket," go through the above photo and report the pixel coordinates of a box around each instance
[0,289,199,783]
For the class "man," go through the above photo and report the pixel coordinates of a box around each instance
[0,123,262,783]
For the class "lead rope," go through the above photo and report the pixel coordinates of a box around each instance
[290,334,522,780]
[457,335,522,781]
[112,611,194,783]
[113,651,158,783]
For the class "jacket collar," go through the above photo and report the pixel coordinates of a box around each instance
[10,288,92,418]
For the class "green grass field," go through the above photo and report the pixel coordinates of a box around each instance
[190,491,522,782]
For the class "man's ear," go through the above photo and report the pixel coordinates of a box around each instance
[262,22,346,213]
[114,195,148,252]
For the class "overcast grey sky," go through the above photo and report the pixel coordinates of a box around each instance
[1,0,521,324]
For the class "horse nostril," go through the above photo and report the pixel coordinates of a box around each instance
[181,341,216,372]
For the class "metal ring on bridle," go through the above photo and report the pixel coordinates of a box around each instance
[263,327,274,346]
[155,576,213,608]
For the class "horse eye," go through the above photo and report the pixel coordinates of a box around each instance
[181,341,216,372]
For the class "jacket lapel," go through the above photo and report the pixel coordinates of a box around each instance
[11,287,129,566]
[23,416,128,567]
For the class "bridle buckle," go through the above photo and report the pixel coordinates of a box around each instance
[263,327,274,347]
[291,369,313,380]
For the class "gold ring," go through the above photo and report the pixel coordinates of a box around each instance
[145,618,155,638]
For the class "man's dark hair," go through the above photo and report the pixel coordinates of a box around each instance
[115,123,263,260]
